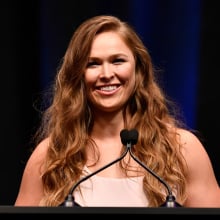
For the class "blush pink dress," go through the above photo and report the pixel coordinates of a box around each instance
[73,166,148,207]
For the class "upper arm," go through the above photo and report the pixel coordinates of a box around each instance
[179,129,220,207]
[14,138,49,206]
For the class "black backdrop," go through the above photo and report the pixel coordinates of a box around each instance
[0,0,219,205]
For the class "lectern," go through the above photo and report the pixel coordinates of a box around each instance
[0,206,220,216]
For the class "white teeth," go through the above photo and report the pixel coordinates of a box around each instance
[100,86,117,91]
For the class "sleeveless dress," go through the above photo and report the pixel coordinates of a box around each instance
[73,166,149,207]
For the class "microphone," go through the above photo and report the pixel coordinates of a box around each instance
[62,142,129,207]
[120,129,182,208]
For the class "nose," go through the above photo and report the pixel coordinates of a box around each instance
[100,63,114,79]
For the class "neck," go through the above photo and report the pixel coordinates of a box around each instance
[91,110,125,138]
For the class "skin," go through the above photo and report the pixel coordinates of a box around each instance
[14,31,220,207]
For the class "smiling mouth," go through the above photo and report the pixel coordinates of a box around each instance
[97,85,119,92]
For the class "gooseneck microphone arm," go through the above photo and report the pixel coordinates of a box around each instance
[120,129,182,207]
[128,147,177,207]
[63,146,129,207]
[128,147,173,196]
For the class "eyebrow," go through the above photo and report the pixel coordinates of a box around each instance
[88,53,129,59]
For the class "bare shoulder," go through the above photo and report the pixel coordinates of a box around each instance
[14,138,50,206]
[176,128,206,155]
[176,128,201,145]
[24,138,50,173]
[176,128,215,177]
[175,128,214,172]
[29,138,49,160]
[176,129,220,207]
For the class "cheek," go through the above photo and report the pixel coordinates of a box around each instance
[124,65,136,91]
[123,66,136,85]
[128,72,136,91]
[84,70,97,87]
[117,64,135,80]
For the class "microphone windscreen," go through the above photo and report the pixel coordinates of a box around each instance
[129,129,138,145]
[120,129,138,145]
[120,129,129,145]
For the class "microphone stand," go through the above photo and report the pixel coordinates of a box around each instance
[63,128,181,207]
[63,147,129,207]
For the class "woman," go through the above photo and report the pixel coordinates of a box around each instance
[14,15,220,207]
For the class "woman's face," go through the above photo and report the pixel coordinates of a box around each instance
[84,31,136,112]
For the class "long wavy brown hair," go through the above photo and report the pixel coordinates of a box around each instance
[34,15,188,206]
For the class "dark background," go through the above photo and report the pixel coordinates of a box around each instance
[1,0,219,205]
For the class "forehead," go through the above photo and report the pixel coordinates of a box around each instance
[90,31,132,54]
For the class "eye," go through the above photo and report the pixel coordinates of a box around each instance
[113,58,125,64]
[87,61,99,68]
